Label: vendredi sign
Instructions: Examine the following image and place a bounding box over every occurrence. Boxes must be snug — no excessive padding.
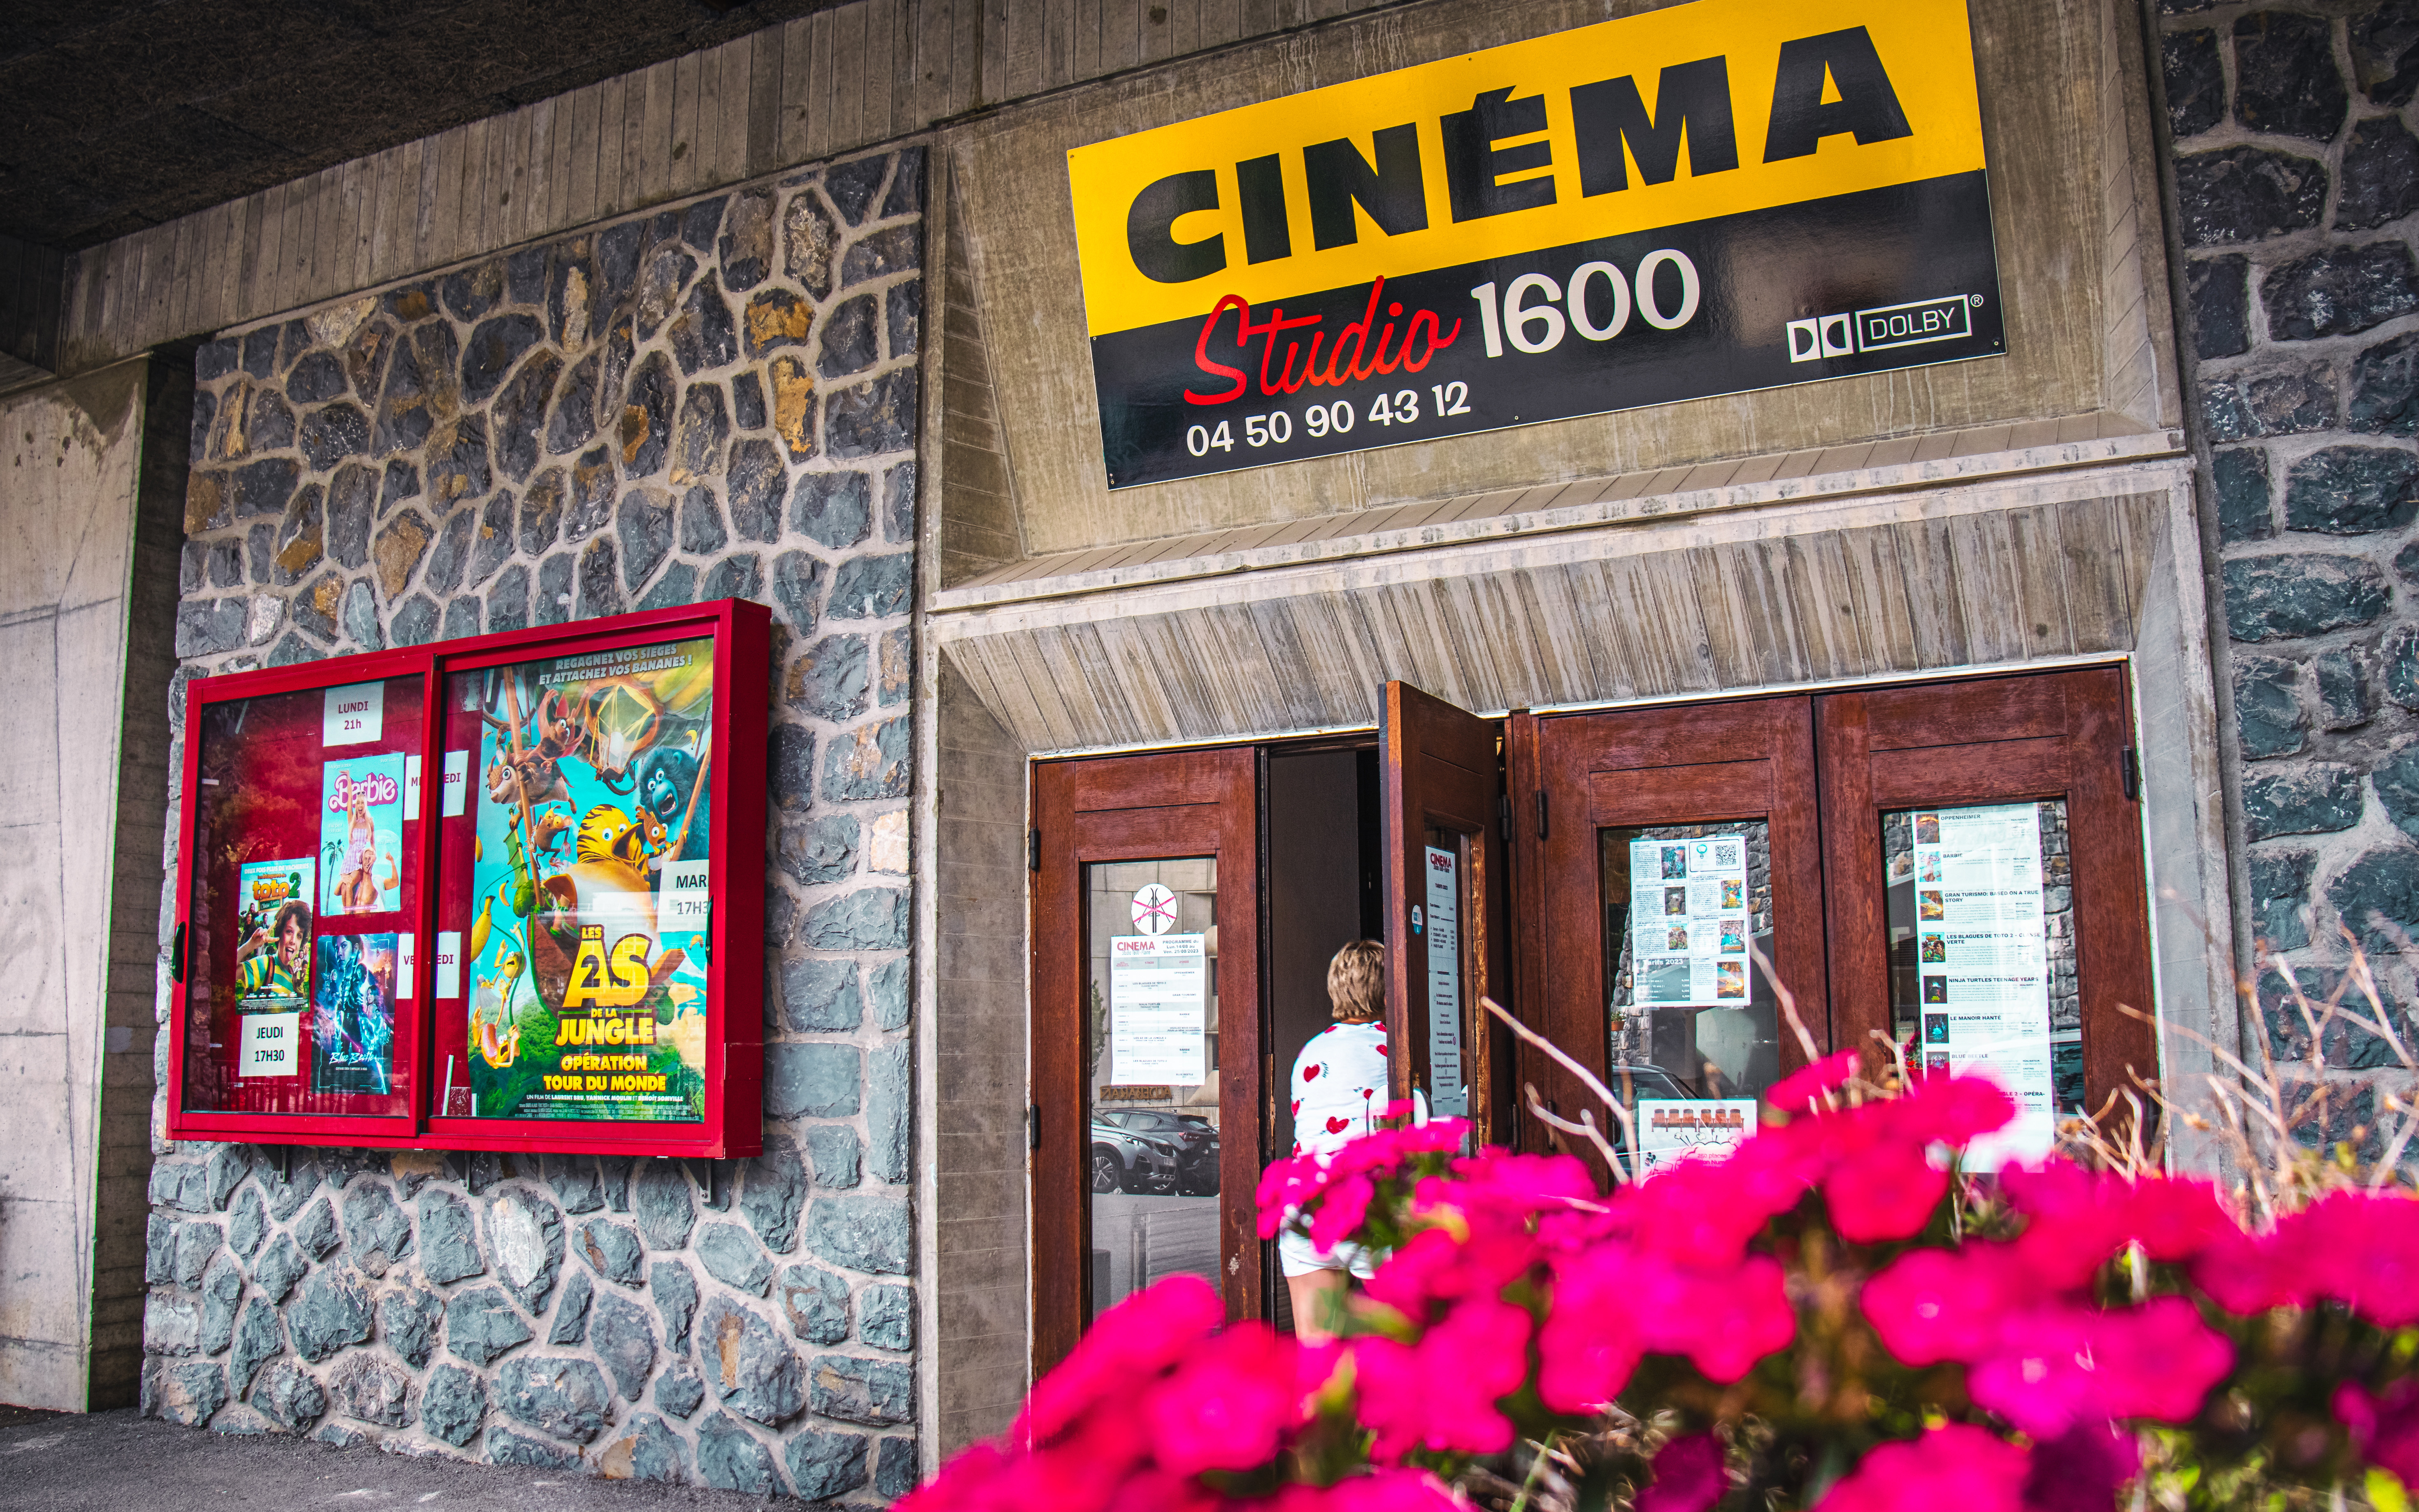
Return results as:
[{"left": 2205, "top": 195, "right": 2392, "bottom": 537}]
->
[{"left": 1066, "top": 0, "right": 2004, "bottom": 489}]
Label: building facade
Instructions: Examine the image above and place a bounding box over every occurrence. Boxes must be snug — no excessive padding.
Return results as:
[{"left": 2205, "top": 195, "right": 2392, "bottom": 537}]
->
[{"left": 0, "top": 0, "right": 2408, "bottom": 1498}]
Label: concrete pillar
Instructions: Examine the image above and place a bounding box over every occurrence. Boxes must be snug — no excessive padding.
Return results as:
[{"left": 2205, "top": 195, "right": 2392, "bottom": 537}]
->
[{"left": 0, "top": 357, "right": 181, "bottom": 1408}]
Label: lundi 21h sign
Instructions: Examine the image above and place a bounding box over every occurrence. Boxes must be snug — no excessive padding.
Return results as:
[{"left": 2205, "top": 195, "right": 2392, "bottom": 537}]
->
[{"left": 1067, "top": 0, "right": 2005, "bottom": 489}]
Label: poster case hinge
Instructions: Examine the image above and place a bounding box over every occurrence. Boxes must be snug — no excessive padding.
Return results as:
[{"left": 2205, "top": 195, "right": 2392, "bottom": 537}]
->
[
  {"left": 1535, "top": 791, "right": 1549, "bottom": 840},
  {"left": 1027, "top": 1103, "right": 1041, "bottom": 1151},
  {"left": 1499, "top": 793, "right": 1511, "bottom": 843},
  {"left": 2121, "top": 747, "right": 2141, "bottom": 803},
  {"left": 1028, "top": 828, "right": 1040, "bottom": 872}
]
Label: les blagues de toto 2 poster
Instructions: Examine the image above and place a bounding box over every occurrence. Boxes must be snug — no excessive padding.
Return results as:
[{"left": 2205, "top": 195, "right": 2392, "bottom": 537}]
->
[
  {"left": 1066, "top": 0, "right": 2004, "bottom": 488},
  {"left": 460, "top": 639, "right": 716, "bottom": 1123}
]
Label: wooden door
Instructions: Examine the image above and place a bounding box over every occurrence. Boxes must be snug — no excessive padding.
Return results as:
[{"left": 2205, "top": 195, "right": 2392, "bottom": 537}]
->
[
  {"left": 1817, "top": 666, "right": 2154, "bottom": 1140},
  {"left": 1379, "top": 683, "right": 1512, "bottom": 1146},
  {"left": 1508, "top": 697, "right": 1826, "bottom": 1172},
  {"left": 1030, "top": 748, "right": 1263, "bottom": 1374}
]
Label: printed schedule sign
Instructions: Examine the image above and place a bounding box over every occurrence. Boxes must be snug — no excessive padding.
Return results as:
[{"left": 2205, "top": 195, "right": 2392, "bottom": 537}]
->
[
  {"left": 1066, "top": 0, "right": 2002, "bottom": 487},
  {"left": 1109, "top": 933, "right": 1208, "bottom": 1084},
  {"left": 1628, "top": 835, "right": 1751, "bottom": 1008},
  {"left": 1911, "top": 803, "right": 2056, "bottom": 1167},
  {"left": 1423, "top": 846, "right": 1468, "bottom": 1119}
]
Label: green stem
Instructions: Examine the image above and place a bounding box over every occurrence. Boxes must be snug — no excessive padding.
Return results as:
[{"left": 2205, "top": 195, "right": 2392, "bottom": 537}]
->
[{"left": 1509, "top": 1431, "right": 1560, "bottom": 1512}]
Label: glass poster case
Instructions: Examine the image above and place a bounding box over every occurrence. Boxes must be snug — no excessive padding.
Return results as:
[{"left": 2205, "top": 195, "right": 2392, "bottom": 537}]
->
[{"left": 165, "top": 600, "right": 768, "bottom": 1156}]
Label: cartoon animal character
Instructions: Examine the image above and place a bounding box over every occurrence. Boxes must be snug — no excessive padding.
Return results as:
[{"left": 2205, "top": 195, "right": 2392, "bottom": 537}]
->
[
  {"left": 473, "top": 949, "right": 526, "bottom": 1068},
  {"left": 633, "top": 747, "right": 709, "bottom": 861},
  {"left": 531, "top": 806, "right": 574, "bottom": 866}
]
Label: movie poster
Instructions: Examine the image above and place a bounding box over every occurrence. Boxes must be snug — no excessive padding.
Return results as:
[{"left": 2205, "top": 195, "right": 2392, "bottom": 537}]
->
[
  {"left": 459, "top": 637, "right": 714, "bottom": 1122},
  {"left": 312, "top": 933, "right": 397, "bottom": 1093},
  {"left": 321, "top": 754, "right": 405, "bottom": 917},
  {"left": 235, "top": 858, "right": 316, "bottom": 1009}
]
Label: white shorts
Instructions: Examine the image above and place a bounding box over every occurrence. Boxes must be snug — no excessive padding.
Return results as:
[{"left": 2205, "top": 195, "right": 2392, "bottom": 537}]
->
[{"left": 1277, "top": 1226, "right": 1379, "bottom": 1279}]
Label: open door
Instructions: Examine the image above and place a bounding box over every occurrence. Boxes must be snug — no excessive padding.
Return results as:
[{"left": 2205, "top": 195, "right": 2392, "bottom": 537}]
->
[{"left": 1379, "top": 683, "right": 1512, "bottom": 1147}]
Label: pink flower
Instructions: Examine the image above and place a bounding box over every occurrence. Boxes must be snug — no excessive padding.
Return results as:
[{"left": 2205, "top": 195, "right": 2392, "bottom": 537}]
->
[
  {"left": 1353, "top": 1296, "right": 1533, "bottom": 1461},
  {"left": 2299, "top": 1190, "right": 2419, "bottom": 1327},
  {"left": 1308, "top": 1173, "right": 1377, "bottom": 1250},
  {"left": 1536, "top": 1244, "right": 1647, "bottom": 1412},
  {"left": 1861, "top": 1245, "right": 2042, "bottom": 1366},
  {"left": 1888, "top": 1073, "right": 2017, "bottom": 1146},
  {"left": 1019, "top": 1275, "right": 1223, "bottom": 1444},
  {"left": 1636, "top": 1432, "right": 1728, "bottom": 1512},
  {"left": 2337, "top": 1381, "right": 2419, "bottom": 1487},
  {"left": 2193, "top": 1191, "right": 2419, "bottom": 1324},
  {"left": 1540, "top": 1240, "right": 1796, "bottom": 1403},
  {"left": 1824, "top": 1140, "right": 1950, "bottom": 1244},
  {"left": 1815, "top": 1424, "right": 2031, "bottom": 1512},
  {"left": 1964, "top": 1296, "right": 2233, "bottom": 1438},
  {"left": 2020, "top": 1422, "right": 2143, "bottom": 1512},
  {"left": 2003, "top": 1165, "right": 2233, "bottom": 1289},
  {"left": 1362, "top": 1221, "right": 1541, "bottom": 1322},
  {"left": 1766, "top": 1049, "right": 1861, "bottom": 1113},
  {"left": 1143, "top": 1322, "right": 1300, "bottom": 1475}
]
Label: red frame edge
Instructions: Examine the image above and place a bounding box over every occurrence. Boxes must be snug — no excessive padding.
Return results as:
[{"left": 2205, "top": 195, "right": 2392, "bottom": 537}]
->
[{"left": 164, "top": 600, "right": 768, "bottom": 1158}]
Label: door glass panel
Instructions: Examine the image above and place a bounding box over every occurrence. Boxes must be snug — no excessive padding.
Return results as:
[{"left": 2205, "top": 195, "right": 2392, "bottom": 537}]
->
[
  {"left": 1085, "top": 858, "right": 1222, "bottom": 1320},
  {"left": 1882, "top": 800, "right": 2082, "bottom": 1168},
  {"left": 1601, "top": 823, "right": 1777, "bottom": 1170}
]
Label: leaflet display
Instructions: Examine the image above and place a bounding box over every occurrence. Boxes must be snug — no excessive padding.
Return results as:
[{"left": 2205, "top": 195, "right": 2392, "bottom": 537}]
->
[
  {"left": 1626, "top": 834, "right": 1751, "bottom": 1008},
  {"left": 1108, "top": 933, "right": 1209, "bottom": 1085},
  {"left": 1907, "top": 803, "right": 2057, "bottom": 1167}
]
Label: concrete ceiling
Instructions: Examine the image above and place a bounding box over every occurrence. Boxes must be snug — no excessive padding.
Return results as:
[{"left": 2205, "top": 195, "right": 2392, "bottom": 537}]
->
[{"left": 0, "top": 0, "right": 850, "bottom": 252}]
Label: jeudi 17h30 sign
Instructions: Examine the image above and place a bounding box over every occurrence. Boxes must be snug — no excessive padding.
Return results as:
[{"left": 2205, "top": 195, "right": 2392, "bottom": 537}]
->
[{"left": 1067, "top": 0, "right": 2005, "bottom": 488}]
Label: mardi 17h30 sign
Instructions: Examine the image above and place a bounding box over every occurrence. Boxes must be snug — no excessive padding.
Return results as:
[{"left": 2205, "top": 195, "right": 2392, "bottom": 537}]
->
[{"left": 1067, "top": 0, "right": 2004, "bottom": 489}]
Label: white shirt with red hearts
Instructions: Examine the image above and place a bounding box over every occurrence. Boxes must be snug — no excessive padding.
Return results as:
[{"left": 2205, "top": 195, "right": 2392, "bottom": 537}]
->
[{"left": 1288, "top": 1019, "right": 1390, "bottom": 1159}]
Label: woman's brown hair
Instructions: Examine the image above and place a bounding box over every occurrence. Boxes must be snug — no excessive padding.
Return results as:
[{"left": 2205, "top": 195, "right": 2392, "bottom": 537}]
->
[{"left": 1327, "top": 939, "right": 1384, "bottom": 1023}]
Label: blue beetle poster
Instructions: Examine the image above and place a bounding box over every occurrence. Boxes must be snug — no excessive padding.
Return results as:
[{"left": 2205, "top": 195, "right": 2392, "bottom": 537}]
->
[{"left": 458, "top": 637, "right": 716, "bottom": 1122}]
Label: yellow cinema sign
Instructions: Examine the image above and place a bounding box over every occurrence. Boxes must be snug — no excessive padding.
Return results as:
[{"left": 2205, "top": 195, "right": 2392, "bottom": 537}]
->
[{"left": 1067, "top": 0, "right": 1986, "bottom": 339}]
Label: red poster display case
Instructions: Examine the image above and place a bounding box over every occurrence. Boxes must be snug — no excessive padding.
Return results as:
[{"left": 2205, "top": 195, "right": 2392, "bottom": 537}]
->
[{"left": 166, "top": 600, "right": 768, "bottom": 1157}]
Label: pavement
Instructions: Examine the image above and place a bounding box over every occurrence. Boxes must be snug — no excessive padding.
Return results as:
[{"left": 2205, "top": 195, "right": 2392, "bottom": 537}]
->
[{"left": 0, "top": 1407, "right": 817, "bottom": 1511}]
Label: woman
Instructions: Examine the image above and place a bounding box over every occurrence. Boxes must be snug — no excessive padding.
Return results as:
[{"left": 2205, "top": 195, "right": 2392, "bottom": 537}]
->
[{"left": 1282, "top": 939, "right": 1400, "bottom": 1342}]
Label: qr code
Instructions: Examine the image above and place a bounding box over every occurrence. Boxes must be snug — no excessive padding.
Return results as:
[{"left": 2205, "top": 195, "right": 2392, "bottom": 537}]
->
[{"left": 1714, "top": 842, "right": 1741, "bottom": 868}]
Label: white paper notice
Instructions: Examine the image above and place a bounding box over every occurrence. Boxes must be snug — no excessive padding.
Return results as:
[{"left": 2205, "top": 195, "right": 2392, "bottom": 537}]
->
[
  {"left": 405, "top": 754, "right": 423, "bottom": 809},
  {"left": 661, "top": 860, "right": 711, "bottom": 930},
  {"left": 1636, "top": 1098, "right": 1757, "bottom": 1176},
  {"left": 398, "top": 933, "right": 416, "bottom": 998},
  {"left": 435, "top": 930, "right": 463, "bottom": 1000},
  {"left": 1628, "top": 835, "right": 1752, "bottom": 1009},
  {"left": 240, "top": 1012, "right": 302, "bottom": 1078},
  {"left": 441, "top": 749, "right": 470, "bottom": 817},
  {"left": 1109, "top": 933, "right": 1207, "bottom": 1085},
  {"left": 1423, "top": 846, "right": 1468, "bottom": 1118},
  {"left": 323, "top": 682, "right": 384, "bottom": 745},
  {"left": 1911, "top": 804, "right": 2056, "bottom": 1168}
]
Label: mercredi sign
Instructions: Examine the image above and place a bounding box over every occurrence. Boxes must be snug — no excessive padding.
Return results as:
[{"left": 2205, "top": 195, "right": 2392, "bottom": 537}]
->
[{"left": 1067, "top": 0, "right": 2004, "bottom": 488}]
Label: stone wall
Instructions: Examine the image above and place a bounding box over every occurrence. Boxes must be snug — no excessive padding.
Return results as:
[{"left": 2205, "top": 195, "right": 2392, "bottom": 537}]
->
[
  {"left": 2160, "top": 3, "right": 2419, "bottom": 1105},
  {"left": 145, "top": 144, "right": 927, "bottom": 1500}
]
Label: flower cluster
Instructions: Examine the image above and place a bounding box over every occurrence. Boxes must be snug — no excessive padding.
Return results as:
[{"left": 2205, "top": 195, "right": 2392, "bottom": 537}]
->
[{"left": 913, "top": 1060, "right": 2419, "bottom": 1512}]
